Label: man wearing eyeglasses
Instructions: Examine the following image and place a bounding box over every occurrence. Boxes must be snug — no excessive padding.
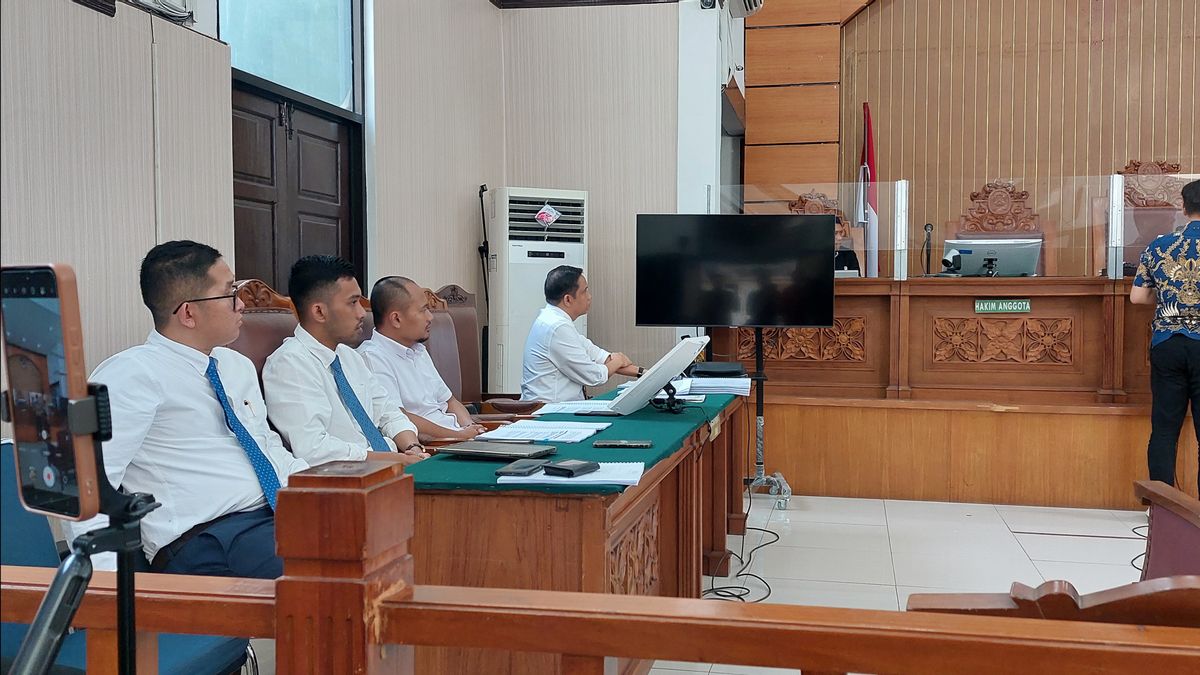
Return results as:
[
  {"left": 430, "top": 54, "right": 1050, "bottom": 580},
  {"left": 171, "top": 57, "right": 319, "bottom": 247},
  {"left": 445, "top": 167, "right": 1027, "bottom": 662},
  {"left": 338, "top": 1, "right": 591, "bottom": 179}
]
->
[{"left": 65, "top": 240, "right": 307, "bottom": 587}]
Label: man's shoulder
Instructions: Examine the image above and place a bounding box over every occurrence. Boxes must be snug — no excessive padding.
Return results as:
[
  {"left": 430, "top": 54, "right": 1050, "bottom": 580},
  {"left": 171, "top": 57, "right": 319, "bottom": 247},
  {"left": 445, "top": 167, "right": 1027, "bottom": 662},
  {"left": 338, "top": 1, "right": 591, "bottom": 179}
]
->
[
  {"left": 91, "top": 341, "right": 163, "bottom": 380},
  {"left": 211, "top": 347, "right": 257, "bottom": 374}
]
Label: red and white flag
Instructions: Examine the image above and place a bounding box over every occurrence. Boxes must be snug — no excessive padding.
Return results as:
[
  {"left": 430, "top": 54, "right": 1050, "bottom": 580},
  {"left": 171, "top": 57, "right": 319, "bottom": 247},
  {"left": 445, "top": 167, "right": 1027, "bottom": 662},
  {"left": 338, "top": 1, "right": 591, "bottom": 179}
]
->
[{"left": 855, "top": 102, "right": 879, "bottom": 277}]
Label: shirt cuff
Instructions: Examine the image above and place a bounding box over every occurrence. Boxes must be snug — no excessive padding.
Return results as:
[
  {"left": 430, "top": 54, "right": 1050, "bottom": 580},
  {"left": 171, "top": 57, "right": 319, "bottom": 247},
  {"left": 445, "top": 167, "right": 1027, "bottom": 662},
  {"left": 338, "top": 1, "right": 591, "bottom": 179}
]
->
[
  {"left": 596, "top": 349, "right": 611, "bottom": 365},
  {"left": 1132, "top": 277, "right": 1152, "bottom": 287},
  {"left": 380, "top": 416, "right": 416, "bottom": 443}
]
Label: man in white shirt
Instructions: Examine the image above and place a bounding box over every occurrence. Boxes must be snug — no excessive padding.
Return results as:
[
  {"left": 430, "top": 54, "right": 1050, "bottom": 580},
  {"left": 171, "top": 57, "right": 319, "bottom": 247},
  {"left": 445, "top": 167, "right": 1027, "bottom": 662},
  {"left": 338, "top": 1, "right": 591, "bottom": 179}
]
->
[
  {"left": 358, "top": 276, "right": 486, "bottom": 440},
  {"left": 521, "top": 265, "right": 641, "bottom": 402},
  {"left": 263, "top": 256, "right": 428, "bottom": 467},
  {"left": 66, "top": 240, "right": 308, "bottom": 579}
]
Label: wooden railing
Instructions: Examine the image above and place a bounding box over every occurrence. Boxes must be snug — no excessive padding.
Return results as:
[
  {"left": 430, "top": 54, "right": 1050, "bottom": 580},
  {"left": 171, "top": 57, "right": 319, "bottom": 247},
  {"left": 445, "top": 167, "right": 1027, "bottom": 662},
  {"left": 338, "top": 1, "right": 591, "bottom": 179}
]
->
[{"left": 4, "top": 457, "right": 1199, "bottom": 674}]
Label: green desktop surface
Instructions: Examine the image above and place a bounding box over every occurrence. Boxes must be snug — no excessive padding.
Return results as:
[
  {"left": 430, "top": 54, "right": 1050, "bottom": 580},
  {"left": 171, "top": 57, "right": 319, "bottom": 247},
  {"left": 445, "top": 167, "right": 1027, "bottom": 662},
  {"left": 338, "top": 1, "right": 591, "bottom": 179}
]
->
[{"left": 405, "top": 393, "right": 738, "bottom": 494}]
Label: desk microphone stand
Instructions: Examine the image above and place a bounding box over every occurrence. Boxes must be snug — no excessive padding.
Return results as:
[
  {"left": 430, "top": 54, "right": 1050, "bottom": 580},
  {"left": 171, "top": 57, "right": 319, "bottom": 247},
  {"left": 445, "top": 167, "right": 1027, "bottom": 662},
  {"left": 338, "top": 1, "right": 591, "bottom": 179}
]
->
[
  {"left": 6, "top": 384, "right": 160, "bottom": 675},
  {"left": 745, "top": 327, "right": 791, "bottom": 508}
]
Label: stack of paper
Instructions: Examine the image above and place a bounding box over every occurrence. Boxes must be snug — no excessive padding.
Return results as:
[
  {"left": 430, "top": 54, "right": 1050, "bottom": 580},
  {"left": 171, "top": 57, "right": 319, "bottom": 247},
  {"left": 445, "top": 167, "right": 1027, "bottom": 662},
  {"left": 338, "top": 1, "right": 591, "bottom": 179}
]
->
[
  {"left": 496, "top": 462, "right": 644, "bottom": 486},
  {"left": 477, "top": 420, "right": 611, "bottom": 443},
  {"left": 533, "top": 400, "right": 616, "bottom": 415},
  {"left": 682, "top": 377, "right": 751, "bottom": 396}
]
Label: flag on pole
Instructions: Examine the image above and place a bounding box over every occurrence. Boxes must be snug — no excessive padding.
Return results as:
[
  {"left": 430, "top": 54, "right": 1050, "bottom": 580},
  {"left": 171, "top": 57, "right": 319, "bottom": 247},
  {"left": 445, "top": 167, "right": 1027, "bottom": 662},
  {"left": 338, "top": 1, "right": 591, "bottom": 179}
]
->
[{"left": 855, "top": 102, "right": 879, "bottom": 278}]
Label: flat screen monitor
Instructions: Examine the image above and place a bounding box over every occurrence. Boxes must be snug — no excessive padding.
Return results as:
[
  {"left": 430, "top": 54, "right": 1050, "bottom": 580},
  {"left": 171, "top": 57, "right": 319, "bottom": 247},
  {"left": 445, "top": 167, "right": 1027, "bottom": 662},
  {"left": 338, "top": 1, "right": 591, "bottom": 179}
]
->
[
  {"left": 944, "top": 238, "right": 1041, "bottom": 277},
  {"left": 635, "top": 214, "right": 835, "bottom": 328}
]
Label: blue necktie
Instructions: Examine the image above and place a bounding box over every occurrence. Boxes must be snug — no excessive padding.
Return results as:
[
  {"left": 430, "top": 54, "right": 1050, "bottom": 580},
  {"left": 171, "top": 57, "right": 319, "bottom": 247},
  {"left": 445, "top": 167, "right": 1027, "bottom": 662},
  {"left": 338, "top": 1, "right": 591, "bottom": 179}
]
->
[
  {"left": 330, "top": 356, "right": 391, "bottom": 453},
  {"left": 205, "top": 357, "right": 280, "bottom": 509}
]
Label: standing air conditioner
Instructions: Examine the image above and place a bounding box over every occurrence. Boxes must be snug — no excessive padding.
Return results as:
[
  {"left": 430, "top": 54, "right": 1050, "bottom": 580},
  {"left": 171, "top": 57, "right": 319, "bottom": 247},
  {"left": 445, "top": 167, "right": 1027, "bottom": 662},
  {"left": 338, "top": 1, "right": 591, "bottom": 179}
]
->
[{"left": 488, "top": 187, "right": 589, "bottom": 394}]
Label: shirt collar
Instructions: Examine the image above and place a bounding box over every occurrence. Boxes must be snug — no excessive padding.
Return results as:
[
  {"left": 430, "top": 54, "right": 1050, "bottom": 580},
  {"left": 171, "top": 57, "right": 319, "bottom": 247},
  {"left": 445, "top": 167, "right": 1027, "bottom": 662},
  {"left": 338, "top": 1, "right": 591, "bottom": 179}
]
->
[
  {"left": 1185, "top": 220, "right": 1200, "bottom": 236},
  {"left": 545, "top": 304, "right": 572, "bottom": 323},
  {"left": 147, "top": 330, "right": 211, "bottom": 375},
  {"left": 294, "top": 324, "right": 338, "bottom": 367},
  {"left": 369, "top": 330, "right": 424, "bottom": 360}
]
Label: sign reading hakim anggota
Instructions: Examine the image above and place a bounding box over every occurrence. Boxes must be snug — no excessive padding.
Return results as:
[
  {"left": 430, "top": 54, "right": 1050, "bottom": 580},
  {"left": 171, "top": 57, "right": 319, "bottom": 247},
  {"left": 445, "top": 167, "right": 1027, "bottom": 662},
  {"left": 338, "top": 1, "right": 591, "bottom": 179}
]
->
[{"left": 974, "top": 299, "right": 1031, "bottom": 313}]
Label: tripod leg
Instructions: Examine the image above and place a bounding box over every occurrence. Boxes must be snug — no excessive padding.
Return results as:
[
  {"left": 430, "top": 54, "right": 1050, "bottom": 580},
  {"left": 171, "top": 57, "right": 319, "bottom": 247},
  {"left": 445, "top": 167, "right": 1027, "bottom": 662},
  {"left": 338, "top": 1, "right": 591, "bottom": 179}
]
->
[
  {"left": 11, "top": 552, "right": 93, "bottom": 675},
  {"left": 117, "top": 549, "right": 138, "bottom": 675}
]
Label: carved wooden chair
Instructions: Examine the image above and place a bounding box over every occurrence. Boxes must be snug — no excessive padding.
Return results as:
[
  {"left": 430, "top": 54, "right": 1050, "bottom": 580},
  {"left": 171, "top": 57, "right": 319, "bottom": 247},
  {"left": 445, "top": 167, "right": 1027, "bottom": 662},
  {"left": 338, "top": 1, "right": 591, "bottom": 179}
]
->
[
  {"left": 1091, "top": 160, "right": 1190, "bottom": 275},
  {"left": 948, "top": 181, "right": 1056, "bottom": 276},
  {"left": 787, "top": 190, "right": 864, "bottom": 276},
  {"left": 907, "top": 481, "right": 1200, "bottom": 628}
]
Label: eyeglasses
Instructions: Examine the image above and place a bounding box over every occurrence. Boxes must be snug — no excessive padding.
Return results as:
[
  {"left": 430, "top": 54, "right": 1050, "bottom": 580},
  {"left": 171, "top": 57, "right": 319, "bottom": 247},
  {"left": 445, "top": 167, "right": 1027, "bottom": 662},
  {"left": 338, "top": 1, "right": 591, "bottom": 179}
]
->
[{"left": 172, "top": 281, "right": 249, "bottom": 315}]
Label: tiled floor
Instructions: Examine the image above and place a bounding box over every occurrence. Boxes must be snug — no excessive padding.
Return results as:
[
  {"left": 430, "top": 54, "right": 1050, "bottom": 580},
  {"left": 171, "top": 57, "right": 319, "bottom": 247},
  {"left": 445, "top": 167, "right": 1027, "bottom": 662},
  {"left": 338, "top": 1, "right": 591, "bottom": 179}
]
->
[
  {"left": 651, "top": 494, "right": 1147, "bottom": 675},
  {"left": 248, "top": 495, "right": 1148, "bottom": 675}
]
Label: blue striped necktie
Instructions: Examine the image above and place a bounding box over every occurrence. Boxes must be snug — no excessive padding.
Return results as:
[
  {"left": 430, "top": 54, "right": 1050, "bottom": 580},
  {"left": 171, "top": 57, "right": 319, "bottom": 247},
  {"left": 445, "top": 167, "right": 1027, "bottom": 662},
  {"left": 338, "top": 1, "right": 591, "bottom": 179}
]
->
[
  {"left": 330, "top": 355, "right": 391, "bottom": 452},
  {"left": 205, "top": 357, "right": 280, "bottom": 509}
]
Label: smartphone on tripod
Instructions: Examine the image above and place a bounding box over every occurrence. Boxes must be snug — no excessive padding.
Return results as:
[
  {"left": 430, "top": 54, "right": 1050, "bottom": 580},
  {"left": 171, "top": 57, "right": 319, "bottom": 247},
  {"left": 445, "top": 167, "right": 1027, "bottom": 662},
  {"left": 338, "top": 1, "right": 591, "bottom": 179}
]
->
[{"left": 1, "top": 264, "right": 100, "bottom": 521}]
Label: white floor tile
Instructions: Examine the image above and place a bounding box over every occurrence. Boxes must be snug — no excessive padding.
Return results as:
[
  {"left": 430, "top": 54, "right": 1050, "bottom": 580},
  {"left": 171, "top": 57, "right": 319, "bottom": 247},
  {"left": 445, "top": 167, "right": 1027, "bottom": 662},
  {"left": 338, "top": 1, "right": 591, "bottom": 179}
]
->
[
  {"left": 652, "top": 662, "right": 712, "bottom": 673},
  {"left": 1033, "top": 561, "right": 1142, "bottom": 594},
  {"left": 1015, "top": 533, "right": 1147, "bottom": 565},
  {"left": 885, "top": 500, "right": 1005, "bottom": 526},
  {"left": 760, "top": 521, "right": 891, "bottom": 552},
  {"left": 756, "top": 578, "right": 899, "bottom": 611},
  {"left": 1110, "top": 508, "right": 1150, "bottom": 528},
  {"left": 885, "top": 520, "right": 1024, "bottom": 556},
  {"left": 891, "top": 548, "right": 1043, "bottom": 590},
  {"left": 749, "top": 544, "right": 895, "bottom": 585},
  {"left": 769, "top": 496, "right": 887, "bottom": 526},
  {"left": 997, "top": 505, "right": 1140, "bottom": 538}
]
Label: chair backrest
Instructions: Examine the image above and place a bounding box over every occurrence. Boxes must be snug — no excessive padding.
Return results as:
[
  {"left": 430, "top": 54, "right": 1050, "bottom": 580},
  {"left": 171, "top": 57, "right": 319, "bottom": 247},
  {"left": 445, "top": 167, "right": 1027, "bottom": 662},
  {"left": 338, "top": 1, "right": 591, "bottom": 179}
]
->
[
  {"left": 0, "top": 441, "right": 61, "bottom": 567},
  {"left": 1135, "top": 480, "right": 1200, "bottom": 580},
  {"left": 787, "top": 190, "right": 864, "bottom": 274},
  {"left": 949, "top": 181, "right": 1055, "bottom": 276},
  {"left": 436, "top": 284, "right": 482, "bottom": 402}
]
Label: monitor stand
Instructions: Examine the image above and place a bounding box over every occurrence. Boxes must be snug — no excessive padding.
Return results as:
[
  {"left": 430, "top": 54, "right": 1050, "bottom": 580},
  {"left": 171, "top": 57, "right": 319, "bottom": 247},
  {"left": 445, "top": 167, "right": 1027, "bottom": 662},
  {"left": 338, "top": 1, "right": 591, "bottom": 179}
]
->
[{"left": 745, "top": 327, "right": 791, "bottom": 508}]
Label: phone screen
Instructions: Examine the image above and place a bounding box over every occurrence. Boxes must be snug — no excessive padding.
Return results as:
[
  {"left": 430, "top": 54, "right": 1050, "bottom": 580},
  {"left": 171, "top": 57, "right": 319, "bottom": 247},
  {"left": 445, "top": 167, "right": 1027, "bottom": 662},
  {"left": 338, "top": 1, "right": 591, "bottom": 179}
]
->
[{"left": 1, "top": 268, "right": 82, "bottom": 517}]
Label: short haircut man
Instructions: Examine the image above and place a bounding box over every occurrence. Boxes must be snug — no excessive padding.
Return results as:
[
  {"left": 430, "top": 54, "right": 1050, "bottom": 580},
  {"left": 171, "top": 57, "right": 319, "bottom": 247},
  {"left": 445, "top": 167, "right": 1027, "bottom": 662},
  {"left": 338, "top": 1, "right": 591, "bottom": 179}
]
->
[
  {"left": 67, "top": 240, "right": 308, "bottom": 585},
  {"left": 263, "top": 255, "right": 426, "bottom": 467},
  {"left": 520, "top": 265, "right": 639, "bottom": 402},
  {"left": 359, "top": 276, "right": 486, "bottom": 440}
]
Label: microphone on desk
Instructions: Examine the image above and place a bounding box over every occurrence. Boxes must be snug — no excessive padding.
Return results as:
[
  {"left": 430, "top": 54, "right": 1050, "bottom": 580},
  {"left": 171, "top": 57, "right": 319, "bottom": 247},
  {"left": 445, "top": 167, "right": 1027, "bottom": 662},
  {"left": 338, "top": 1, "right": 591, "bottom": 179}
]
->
[{"left": 922, "top": 223, "right": 934, "bottom": 275}]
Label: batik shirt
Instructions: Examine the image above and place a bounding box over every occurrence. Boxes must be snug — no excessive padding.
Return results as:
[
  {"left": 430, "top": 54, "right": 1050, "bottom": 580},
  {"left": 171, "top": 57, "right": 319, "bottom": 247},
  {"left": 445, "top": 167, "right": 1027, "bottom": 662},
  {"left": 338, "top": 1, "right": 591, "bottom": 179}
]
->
[{"left": 1134, "top": 221, "right": 1200, "bottom": 347}]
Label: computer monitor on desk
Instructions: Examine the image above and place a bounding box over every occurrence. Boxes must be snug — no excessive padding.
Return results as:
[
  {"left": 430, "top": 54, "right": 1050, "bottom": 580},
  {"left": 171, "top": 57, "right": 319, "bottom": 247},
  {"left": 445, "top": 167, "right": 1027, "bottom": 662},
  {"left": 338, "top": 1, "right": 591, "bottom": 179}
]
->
[{"left": 942, "top": 238, "right": 1041, "bottom": 277}]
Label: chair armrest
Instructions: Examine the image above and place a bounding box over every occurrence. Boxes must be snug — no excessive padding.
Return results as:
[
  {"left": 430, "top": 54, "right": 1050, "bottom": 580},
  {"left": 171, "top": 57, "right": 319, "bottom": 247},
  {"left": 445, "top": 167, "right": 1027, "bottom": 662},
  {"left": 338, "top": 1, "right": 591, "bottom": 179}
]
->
[
  {"left": 472, "top": 413, "right": 516, "bottom": 423},
  {"left": 482, "top": 398, "right": 542, "bottom": 415}
]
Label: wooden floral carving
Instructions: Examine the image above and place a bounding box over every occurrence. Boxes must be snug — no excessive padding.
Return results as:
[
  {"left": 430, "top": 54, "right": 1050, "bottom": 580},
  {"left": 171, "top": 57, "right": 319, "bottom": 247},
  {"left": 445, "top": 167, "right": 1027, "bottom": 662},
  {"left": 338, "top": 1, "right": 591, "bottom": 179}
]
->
[
  {"left": 957, "top": 182, "right": 1041, "bottom": 235},
  {"left": 1120, "top": 160, "right": 1187, "bottom": 208},
  {"left": 609, "top": 502, "right": 660, "bottom": 596},
  {"left": 236, "top": 279, "right": 294, "bottom": 311},
  {"left": 933, "top": 318, "right": 1073, "bottom": 364},
  {"left": 736, "top": 318, "right": 866, "bottom": 362}
]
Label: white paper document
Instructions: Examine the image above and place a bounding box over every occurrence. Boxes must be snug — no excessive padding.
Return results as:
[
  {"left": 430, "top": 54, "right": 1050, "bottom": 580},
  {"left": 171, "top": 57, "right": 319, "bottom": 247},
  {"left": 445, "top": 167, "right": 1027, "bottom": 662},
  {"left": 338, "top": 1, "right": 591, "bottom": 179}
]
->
[
  {"left": 533, "top": 400, "right": 617, "bottom": 415},
  {"left": 477, "top": 419, "right": 612, "bottom": 443},
  {"left": 681, "top": 377, "right": 751, "bottom": 396},
  {"left": 496, "top": 462, "right": 645, "bottom": 486}
]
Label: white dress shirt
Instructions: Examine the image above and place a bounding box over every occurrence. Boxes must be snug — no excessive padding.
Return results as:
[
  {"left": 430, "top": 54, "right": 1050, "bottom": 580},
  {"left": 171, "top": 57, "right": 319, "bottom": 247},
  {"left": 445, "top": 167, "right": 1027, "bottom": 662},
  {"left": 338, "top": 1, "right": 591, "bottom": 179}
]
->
[
  {"left": 65, "top": 331, "right": 309, "bottom": 570},
  {"left": 263, "top": 325, "right": 417, "bottom": 466},
  {"left": 358, "top": 332, "right": 464, "bottom": 430},
  {"left": 521, "top": 304, "right": 610, "bottom": 403}
]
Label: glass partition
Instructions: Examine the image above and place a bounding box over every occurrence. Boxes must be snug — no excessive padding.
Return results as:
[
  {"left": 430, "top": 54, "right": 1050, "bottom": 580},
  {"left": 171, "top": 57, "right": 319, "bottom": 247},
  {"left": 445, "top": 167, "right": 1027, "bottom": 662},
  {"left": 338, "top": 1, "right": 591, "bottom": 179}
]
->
[
  {"left": 715, "top": 181, "right": 910, "bottom": 280},
  {"left": 1109, "top": 172, "right": 1200, "bottom": 278},
  {"left": 909, "top": 175, "right": 1124, "bottom": 278}
]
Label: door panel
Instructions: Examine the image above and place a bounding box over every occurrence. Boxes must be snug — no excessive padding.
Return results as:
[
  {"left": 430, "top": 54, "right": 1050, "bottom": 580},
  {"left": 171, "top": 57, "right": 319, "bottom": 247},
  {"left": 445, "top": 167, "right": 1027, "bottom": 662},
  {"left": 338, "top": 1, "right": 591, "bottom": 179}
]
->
[{"left": 233, "top": 87, "right": 355, "bottom": 294}]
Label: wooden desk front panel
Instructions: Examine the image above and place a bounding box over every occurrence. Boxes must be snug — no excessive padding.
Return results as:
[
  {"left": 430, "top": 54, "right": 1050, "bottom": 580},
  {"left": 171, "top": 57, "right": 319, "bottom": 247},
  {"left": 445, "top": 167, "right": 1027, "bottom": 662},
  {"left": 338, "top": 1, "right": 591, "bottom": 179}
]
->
[{"left": 715, "top": 277, "right": 1150, "bottom": 405}]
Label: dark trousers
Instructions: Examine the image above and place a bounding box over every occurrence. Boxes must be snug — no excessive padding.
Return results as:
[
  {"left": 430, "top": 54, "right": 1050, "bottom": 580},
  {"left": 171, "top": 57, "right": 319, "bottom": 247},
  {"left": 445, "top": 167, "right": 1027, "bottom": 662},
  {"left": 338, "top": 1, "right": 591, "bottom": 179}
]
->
[
  {"left": 157, "top": 507, "right": 282, "bottom": 579},
  {"left": 1148, "top": 334, "right": 1200, "bottom": 492}
]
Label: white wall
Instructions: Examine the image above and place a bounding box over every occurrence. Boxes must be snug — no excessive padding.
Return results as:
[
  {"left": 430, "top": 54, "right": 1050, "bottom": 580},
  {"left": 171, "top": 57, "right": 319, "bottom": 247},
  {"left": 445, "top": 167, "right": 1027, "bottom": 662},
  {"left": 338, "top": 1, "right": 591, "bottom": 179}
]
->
[
  {"left": 502, "top": 4, "right": 680, "bottom": 374},
  {"left": 366, "top": 0, "right": 505, "bottom": 294},
  {"left": 1, "top": 0, "right": 232, "bottom": 370}
]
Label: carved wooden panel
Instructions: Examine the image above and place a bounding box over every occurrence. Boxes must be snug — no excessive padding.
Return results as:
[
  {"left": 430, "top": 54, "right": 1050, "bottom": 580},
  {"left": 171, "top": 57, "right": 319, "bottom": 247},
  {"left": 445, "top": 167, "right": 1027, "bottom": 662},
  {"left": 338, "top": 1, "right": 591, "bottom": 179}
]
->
[
  {"left": 736, "top": 318, "right": 867, "bottom": 362},
  {"left": 436, "top": 283, "right": 475, "bottom": 308},
  {"left": 237, "top": 278, "right": 295, "bottom": 311},
  {"left": 608, "top": 501, "right": 660, "bottom": 596},
  {"left": 956, "top": 182, "right": 1041, "bottom": 236},
  {"left": 1120, "top": 160, "right": 1187, "bottom": 208},
  {"left": 932, "top": 317, "right": 1073, "bottom": 364}
]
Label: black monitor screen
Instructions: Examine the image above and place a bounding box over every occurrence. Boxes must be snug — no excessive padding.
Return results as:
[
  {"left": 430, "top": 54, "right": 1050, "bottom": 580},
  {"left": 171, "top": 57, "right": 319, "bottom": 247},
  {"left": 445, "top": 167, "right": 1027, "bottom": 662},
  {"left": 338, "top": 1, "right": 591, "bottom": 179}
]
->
[{"left": 635, "top": 214, "right": 835, "bottom": 328}]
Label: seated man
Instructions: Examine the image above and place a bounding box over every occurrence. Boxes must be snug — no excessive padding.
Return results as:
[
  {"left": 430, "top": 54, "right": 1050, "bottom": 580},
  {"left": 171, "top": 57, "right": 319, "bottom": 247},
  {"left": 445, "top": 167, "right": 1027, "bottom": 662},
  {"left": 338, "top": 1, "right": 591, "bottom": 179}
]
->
[
  {"left": 66, "top": 240, "right": 307, "bottom": 578},
  {"left": 358, "top": 276, "right": 486, "bottom": 441},
  {"left": 263, "top": 256, "right": 428, "bottom": 466},
  {"left": 521, "top": 265, "right": 641, "bottom": 403}
]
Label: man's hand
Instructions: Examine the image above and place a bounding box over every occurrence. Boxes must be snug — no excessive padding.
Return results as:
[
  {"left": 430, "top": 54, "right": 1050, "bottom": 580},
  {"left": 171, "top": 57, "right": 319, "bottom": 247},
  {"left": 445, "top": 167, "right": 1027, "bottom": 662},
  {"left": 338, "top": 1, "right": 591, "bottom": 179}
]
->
[
  {"left": 456, "top": 423, "right": 487, "bottom": 439},
  {"left": 606, "top": 352, "right": 633, "bottom": 376},
  {"left": 616, "top": 363, "right": 641, "bottom": 378},
  {"left": 396, "top": 451, "right": 426, "bottom": 466}
]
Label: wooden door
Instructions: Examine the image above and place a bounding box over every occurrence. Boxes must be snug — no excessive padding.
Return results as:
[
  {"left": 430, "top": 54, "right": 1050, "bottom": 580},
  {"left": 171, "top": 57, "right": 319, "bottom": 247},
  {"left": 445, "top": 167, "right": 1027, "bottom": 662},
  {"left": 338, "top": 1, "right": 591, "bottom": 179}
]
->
[{"left": 232, "top": 86, "right": 355, "bottom": 293}]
